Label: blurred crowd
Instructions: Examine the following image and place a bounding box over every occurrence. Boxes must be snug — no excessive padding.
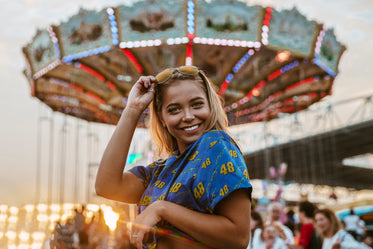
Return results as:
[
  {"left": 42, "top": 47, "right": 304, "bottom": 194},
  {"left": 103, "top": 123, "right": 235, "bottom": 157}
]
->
[
  {"left": 48, "top": 201, "right": 373, "bottom": 249},
  {"left": 49, "top": 205, "right": 131, "bottom": 249},
  {"left": 247, "top": 201, "right": 372, "bottom": 249}
]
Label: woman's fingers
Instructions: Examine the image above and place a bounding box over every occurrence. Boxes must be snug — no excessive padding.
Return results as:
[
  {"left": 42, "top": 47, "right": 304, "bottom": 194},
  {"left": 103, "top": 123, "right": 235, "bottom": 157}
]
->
[{"left": 137, "top": 76, "right": 156, "bottom": 90}]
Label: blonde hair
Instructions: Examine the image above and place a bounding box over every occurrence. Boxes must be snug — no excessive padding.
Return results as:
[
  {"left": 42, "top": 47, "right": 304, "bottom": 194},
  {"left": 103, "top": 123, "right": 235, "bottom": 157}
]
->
[
  {"left": 314, "top": 208, "right": 341, "bottom": 238},
  {"left": 149, "top": 70, "right": 228, "bottom": 156}
]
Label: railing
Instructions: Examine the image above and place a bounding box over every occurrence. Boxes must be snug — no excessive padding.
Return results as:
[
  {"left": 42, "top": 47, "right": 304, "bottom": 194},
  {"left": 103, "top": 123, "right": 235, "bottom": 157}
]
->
[{"left": 229, "top": 93, "right": 373, "bottom": 154}]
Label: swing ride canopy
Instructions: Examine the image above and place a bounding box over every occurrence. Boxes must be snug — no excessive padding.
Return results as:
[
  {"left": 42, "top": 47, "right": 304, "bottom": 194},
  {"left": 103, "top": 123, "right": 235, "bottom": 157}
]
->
[{"left": 22, "top": 0, "right": 345, "bottom": 127}]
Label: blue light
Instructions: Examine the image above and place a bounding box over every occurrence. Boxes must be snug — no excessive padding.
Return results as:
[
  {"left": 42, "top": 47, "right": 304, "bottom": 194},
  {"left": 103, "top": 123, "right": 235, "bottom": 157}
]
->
[
  {"left": 188, "top": 27, "right": 194, "bottom": 33},
  {"left": 226, "top": 73, "right": 234, "bottom": 82},
  {"left": 188, "top": 8, "right": 195, "bottom": 14},
  {"left": 113, "top": 40, "right": 118, "bottom": 45},
  {"left": 112, "top": 33, "right": 119, "bottom": 39},
  {"left": 109, "top": 15, "right": 115, "bottom": 21},
  {"left": 188, "top": 14, "right": 194, "bottom": 20},
  {"left": 111, "top": 21, "right": 117, "bottom": 27},
  {"left": 111, "top": 27, "right": 118, "bottom": 33},
  {"left": 187, "top": 20, "right": 194, "bottom": 26},
  {"left": 188, "top": 1, "right": 195, "bottom": 8},
  {"left": 313, "top": 59, "right": 336, "bottom": 77}
]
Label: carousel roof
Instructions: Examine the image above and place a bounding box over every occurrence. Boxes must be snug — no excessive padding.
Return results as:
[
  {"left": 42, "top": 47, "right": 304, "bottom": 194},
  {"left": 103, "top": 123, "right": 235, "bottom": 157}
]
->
[{"left": 22, "top": 0, "right": 346, "bottom": 127}]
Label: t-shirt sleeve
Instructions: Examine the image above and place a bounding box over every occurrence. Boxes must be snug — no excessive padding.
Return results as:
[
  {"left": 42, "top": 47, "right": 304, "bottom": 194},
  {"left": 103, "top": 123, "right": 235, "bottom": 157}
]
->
[
  {"left": 128, "top": 161, "right": 157, "bottom": 188},
  {"left": 193, "top": 136, "right": 252, "bottom": 212},
  {"left": 299, "top": 223, "right": 314, "bottom": 247}
]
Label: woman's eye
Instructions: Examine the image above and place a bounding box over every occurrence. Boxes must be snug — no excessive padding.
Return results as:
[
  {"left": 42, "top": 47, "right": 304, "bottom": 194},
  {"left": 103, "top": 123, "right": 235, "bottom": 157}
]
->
[
  {"left": 167, "top": 107, "right": 180, "bottom": 114},
  {"left": 192, "top": 102, "right": 203, "bottom": 108}
]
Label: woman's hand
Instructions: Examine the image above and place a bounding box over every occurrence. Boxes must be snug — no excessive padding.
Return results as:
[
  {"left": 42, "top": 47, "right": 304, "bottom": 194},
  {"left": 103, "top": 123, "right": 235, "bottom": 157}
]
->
[
  {"left": 331, "top": 239, "right": 341, "bottom": 249},
  {"left": 129, "top": 201, "right": 165, "bottom": 249},
  {"left": 126, "top": 76, "right": 157, "bottom": 113}
]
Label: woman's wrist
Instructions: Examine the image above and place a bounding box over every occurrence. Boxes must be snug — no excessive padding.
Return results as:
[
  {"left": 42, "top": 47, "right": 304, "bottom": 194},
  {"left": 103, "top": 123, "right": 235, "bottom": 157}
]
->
[{"left": 122, "top": 105, "right": 144, "bottom": 119}]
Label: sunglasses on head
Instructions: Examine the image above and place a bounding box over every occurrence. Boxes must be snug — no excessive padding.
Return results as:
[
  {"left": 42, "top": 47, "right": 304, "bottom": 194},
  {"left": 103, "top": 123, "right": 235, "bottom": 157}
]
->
[{"left": 155, "top": 66, "right": 200, "bottom": 84}]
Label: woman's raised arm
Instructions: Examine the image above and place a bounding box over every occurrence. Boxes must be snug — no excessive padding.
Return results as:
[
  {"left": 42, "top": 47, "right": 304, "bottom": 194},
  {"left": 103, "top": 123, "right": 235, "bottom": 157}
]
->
[{"left": 95, "top": 76, "right": 156, "bottom": 203}]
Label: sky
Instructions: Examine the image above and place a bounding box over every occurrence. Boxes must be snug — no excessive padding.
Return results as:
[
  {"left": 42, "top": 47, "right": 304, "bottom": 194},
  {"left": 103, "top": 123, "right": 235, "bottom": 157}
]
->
[{"left": 0, "top": 0, "right": 373, "bottom": 207}]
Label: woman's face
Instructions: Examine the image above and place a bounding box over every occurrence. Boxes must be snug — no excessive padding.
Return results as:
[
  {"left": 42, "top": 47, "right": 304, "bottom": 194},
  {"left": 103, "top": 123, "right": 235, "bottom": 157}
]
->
[
  {"left": 262, "top": 226, "right": 277, "bottom": 241},
  {"left": 315, "top": 213, "right": 330, "bottom": 234},
  {"left": 160, "top": 79, "right": 210, "bottom": 153}
]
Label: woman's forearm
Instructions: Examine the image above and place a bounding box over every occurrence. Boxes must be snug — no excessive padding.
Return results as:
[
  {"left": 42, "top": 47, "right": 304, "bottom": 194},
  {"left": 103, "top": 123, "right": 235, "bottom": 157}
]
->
[
  {"left": 156, "top": 191, "right": 251, "bottom": 249},
  {"left": 95, "top": 107, "right": 142, "bottom": 199}
]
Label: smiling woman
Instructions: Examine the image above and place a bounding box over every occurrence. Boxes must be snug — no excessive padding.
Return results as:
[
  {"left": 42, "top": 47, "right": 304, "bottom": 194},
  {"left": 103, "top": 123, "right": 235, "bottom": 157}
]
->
[{"left": 95, "top": 66, "right": 252, "bottom": 249}]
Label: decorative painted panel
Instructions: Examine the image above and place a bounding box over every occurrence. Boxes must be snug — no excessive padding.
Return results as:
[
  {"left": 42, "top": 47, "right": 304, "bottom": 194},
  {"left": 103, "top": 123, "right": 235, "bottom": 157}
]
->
[
  {"left": 24, "top": 29, "right": 56, "bottom": 74},
  {"left": 57, "top": 8, "right": 112, "bottom": 56},
  {"left": 117, "top": 0, "right": 186, "bottom": 41},
  {"left": 267, "top": 8, "right": 321, "bottom": 57},
  {"left": 195, "top": 0, "right": 262, "bottom": 41},
  {"left": 318, "top": 29, "right": 346, "bottom": 73}
]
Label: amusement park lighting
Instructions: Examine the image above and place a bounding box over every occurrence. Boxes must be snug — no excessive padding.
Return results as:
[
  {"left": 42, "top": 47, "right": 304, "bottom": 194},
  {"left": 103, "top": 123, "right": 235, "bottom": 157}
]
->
[
  {"left": 6, "top": 231, "right": 16, "bottom": 240},
  {"left": 31, "top": 243, "right": 42, "bottom": 249},
  {"left": 87, "top": 204, "right": 100, "bottom": 212},
  {"left": 9, "top": 206, "right": 18, "bottom": 216},
  {"left": 275, "top": 51, "right": 291, "bottom": 63},
  {"left": 19, "top": 231, "right": 30, "bottom": 242},
  {"left": 37, "top": 214, "right": 48, "bottom": 223},
  {"left": 0, "top": 204, "right": 8, "bottom": 212},
  {"left": 0, "top": 214, "right": 6, "bottom": 222},
  {"left": 50, "top": 204, "right": 60, "bottom": 213},
  {"left": 18, "top": 244, "right": 29, "bottom": 249},
  {"left": 252, "top": 89, "right": 261, "bottom": 97},
  {"left": 8, "top": 216, "right": 18, "bottom": 225}
]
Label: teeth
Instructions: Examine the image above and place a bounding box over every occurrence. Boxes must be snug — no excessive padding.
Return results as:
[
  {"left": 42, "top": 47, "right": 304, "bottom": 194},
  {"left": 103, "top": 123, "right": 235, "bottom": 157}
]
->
[{"left": 184, "top": 125, "right": 198, "bottom": 131}]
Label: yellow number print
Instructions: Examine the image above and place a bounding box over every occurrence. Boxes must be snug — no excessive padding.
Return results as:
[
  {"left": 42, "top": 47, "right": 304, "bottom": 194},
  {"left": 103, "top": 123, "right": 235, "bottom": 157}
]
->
[
  {"left": 229, "top": 150, "right": 238, "bottom": 158},
  {"left": 155, "top": 180, "right": 165, "bottom": 189},
  {"left": 219, "top": 185, "right": 229, "bottom": 196},
  {"left": 202, "top": 157, "right": 211, "bottom": 168},
  {"left": 220, "top": 162, "right": 235, "bottom": 175},
  {"left": 194, "top": 182, "right": 205, "bottom": 200},
  {"left": 209, "top": 141, "right": 218, "bottom": 148},
  {"left": 141, "top": 195, "right": 151, "bottom": 206},
  {"left": 189, "top": 151, "right": 199, "bottom": 161},
  {"left": 243, "top": 169, "right": 250, "bottom": 179},
  {"left": 170, "top": 182, "right": 182, "bottom": 193}
]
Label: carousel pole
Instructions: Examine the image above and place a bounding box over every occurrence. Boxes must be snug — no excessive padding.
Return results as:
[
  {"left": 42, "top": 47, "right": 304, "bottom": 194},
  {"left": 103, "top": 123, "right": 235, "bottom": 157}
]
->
[{"left": 47, "top": 113, "right": 55, "bottom": 206}]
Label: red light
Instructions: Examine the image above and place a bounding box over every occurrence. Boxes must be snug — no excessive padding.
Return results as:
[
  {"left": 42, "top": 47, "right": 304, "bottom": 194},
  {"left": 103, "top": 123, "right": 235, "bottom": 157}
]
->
[
  {"left": 218, "top": 81, "right": 229, "bottom": 95},
  {"left": 121, "top": 49, "right": 144, "bottom": 73}
]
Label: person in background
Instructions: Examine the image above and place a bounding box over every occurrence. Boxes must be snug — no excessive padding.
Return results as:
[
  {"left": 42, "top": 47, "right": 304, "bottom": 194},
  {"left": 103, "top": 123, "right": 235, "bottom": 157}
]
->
[
  {"left": 314, "top": 208, "right": 371, "bottom": 249},
  {"left": 285, "top": 209, "right": 296, "bottom": 236},
  {"left": 247, "top": 211, "right": 264, "bottom": 249},
  {"left": 267, "top": 202, "right": 294, "bottom": 245},
  {"left": 95, "top": 66, "right": 252, "bottom": 249},
  {"left": 287, "top": 201, "right": 321, "bottom": 249},
  {"left": 362, "top": 234, "right": 373, "bottom": 248},
  {"left": 343, "top": 208, "right": 363, "bottom": 241},
  {"left": 251, "top": 223, "right": 289, "bottom": 249}
]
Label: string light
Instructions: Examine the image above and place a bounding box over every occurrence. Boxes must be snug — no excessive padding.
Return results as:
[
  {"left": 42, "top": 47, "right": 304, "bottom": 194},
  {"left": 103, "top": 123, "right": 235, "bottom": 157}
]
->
[
  {"left": 261, "top": 7, "right": 272, "bottom": 45},
  {"left": 107, "top": 8, "right": 119, "bottom": 45}
]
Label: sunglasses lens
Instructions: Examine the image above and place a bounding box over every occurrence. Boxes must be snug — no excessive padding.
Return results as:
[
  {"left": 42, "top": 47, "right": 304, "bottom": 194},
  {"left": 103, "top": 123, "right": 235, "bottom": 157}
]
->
[
  {"left": 155, "top": 68, "right": 174, "bottom": 84},
  {"left": 155, "top": 66, "right": 199, "bottom": 84},
  {"left": 178, "top": 66, "right": 199, "bottom": 75}
]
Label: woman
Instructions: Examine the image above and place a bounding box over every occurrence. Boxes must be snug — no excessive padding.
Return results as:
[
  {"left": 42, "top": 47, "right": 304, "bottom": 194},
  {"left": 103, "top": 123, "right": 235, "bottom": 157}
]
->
[
  {"left": 314, "top": 209, "right": 371, "bottom": 249},
  {"left": 251, "top": 223, "right": 288, "bottom": 249},
  {"left": 95, "top": 66, "right": 252, "bottom": 249}
]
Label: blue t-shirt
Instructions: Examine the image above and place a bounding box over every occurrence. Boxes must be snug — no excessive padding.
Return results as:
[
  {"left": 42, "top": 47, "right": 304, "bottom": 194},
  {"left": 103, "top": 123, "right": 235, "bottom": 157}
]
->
[{"left": 129, "top": 130, "right": 252, "bottom": 248}]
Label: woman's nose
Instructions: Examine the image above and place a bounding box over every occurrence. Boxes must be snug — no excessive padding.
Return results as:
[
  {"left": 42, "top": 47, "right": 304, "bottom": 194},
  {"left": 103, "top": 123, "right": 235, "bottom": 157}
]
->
[{"left": 182, "top": 109, "right": 194, "bottom": 121}]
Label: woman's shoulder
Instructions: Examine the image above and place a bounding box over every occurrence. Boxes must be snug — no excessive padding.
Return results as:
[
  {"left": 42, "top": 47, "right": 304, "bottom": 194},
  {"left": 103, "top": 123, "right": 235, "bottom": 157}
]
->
[{"left": 202, "top": 130, "right": 235, "bottom": 143}]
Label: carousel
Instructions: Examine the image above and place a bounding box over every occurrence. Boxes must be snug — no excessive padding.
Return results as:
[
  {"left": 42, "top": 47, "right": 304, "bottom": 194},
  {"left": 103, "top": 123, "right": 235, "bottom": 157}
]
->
[
  {"left": 19, "top": 3, "right": 352, "bottom": 247},
  {"left": 22, "top": 0, "right": 345, "bottom": 127}
]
